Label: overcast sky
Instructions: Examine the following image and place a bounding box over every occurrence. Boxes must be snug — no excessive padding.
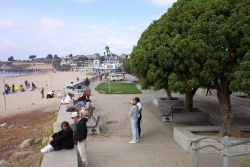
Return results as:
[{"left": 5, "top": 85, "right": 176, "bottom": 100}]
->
[{"left": 0, "top": 0, "right": 176, "bottom": 61}]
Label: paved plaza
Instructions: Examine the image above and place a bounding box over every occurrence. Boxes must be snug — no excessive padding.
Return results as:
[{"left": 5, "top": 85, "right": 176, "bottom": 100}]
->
[{"left": 86, "top": 80, "right": 250, "bottom": 167}]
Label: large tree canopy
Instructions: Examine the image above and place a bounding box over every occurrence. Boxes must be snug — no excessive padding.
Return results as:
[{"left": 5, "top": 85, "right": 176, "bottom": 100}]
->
[{"left": 129, "top": 0, "right": 250, "bottom": 136}]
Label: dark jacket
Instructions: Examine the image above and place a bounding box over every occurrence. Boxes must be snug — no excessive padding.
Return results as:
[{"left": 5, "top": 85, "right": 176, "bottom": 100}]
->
[
  {"left": 51, "top": 129, "right": 74, "bottom": 150},
  {"left": 73, "top": 118, "right": 88, "bottom": 143}
]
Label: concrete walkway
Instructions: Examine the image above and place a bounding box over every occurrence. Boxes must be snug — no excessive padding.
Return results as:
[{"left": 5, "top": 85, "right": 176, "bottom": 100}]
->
[
  {"left": 87, "top": 82, "right": 194, "bottom": 167},
  {"left": 86, "top": 80, "right": 250, "bottom": 167}
]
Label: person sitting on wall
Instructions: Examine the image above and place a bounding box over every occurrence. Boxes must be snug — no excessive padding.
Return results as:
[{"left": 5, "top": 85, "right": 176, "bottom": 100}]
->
[
  {"left": 41, "top": 121, "right": 74, "bottom": 153},
  {"left": 47, "top": 90, "right": 54, "bottom": 99}
]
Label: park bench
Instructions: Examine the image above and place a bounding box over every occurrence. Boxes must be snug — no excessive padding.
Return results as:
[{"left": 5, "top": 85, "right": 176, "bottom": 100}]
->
[
  {"left": 86, "top": 110, "right": 100, "bottom": 134},
  {"left": 158, "top": 100, "right": 184, "bottom": 122}
]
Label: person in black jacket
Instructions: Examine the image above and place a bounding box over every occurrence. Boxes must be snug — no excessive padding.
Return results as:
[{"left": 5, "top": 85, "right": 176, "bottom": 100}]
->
[
  {"left": 71, "top": 111, "right": 88, "bottom": 167},
  {"left": 41, "top": 121, "right": 74, "bottom": 153}
]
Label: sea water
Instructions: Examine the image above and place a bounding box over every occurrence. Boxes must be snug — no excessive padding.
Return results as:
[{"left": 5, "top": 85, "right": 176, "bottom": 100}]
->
[{"left": 0, "top": 71, "right": 32, "bottom": 78}]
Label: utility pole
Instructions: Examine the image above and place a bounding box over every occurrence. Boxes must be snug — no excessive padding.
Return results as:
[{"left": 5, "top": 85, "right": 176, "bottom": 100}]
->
[{"left": 105, "top": 46, "right": 111, "bottom": 94}]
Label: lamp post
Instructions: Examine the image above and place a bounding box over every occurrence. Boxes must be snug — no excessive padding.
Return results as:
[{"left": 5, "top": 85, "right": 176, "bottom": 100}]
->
[{"left": 105, "top": 46, "right": 111, "bottom": 94}]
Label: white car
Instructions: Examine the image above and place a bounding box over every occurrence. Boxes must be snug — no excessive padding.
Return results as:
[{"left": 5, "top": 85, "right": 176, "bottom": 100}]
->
[{"left": 109, "top": 74, "right": 125, "bottom": 81}]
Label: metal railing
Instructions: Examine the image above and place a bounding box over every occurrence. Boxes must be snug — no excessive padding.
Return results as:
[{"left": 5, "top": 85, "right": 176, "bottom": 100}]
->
[{"left": 191, "top": 136, "right": 250, "bottom": 167}]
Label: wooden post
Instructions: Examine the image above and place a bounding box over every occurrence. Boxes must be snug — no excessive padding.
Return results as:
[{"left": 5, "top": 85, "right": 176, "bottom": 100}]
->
[{"left": 3, "top": 78, "right": 7, "bottom": 111}]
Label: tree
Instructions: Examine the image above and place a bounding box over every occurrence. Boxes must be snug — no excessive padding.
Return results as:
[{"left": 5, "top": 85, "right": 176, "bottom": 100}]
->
[
  {"left": 8, "top": 56, "right": 14, "bottom": 62},
  {"left": 54, "top": 55, "right": 59, "bottom": 59},
  {"left": 130, "top": 19, "right": 175, "bottom": 99},
  {"left": 29, "top": 55, "right": 36, "bottom": 61},
  {"left": 123, "top": 58, "right": 132, "bottom": 74},
  {"left": 187, "top": 0, "right": 249, "bottom": 136},
  {"left": 47, "top": 54, "right": 53, "bottom": 59},
  {"left": 130, "top": 0, "right": 250, "bottom": 136}
]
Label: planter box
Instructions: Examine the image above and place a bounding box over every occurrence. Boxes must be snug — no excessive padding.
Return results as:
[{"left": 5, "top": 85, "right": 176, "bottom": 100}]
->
[{"left": 174, "top": 126, "right": 250, "bottom": 153}]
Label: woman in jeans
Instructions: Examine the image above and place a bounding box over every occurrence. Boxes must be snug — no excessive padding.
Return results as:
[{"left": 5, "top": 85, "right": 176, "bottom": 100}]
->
[{"left": 129, "top": 99, "right": 139, "bottom": 144}]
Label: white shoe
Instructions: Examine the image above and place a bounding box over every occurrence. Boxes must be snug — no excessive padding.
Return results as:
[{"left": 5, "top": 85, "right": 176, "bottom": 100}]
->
[
  {"left": 41, "top": 144, "right": 53, "bottom": 153},
  {"left": 129, "top": 140, "right": 136, "bottom": 144},
  {"left": 136, "top": 139, "right": 139, "bottom": 143}
]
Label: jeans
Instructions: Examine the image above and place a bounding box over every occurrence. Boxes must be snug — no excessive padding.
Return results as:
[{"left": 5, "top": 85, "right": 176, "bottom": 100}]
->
[
  {"left": 77, "top": 140, "right": 88, "bottom": 167},
  {"left": 131, "top": 119, "right": 139, "bottom": 141}
]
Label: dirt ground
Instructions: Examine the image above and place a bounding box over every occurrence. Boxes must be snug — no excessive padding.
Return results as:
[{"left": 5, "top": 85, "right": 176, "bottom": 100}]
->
[{"left": 0, "top": 109, "right": 57, "bottom": 167}]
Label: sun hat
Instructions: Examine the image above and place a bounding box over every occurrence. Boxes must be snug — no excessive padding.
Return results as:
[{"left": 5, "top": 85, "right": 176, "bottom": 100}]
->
[{"left": 71, "top": 112, "right": 79, "bottom": 118}]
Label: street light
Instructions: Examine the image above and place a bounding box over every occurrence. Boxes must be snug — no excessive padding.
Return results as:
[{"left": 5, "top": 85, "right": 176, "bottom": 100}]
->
[{"left": 105, "top": 46, "right": 111, "bottom": 94}]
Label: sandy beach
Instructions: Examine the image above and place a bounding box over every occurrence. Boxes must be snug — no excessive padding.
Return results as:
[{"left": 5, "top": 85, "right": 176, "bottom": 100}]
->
[{"left": 0, "top": 71, "right": 86, "bottom": 118}]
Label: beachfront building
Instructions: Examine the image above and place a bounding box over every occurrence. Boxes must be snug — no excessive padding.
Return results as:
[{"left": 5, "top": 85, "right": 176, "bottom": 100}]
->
[
  {"left": 60, "top": 58, "right": 74, "bottom": 66},
  {"left": 0, "top": 62, "right": 55, "bottom": 74}
]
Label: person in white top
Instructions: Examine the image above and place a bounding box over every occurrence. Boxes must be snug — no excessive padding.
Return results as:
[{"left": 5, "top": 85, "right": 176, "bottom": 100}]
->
[{"left": 135, "top": 97, "right": 142, "bottom": 138}]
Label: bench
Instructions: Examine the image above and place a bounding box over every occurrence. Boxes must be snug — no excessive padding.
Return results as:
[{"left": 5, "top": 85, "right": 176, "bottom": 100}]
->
[
  {"left": 86, "top": 111, "right": 100, "bottom": 134},
  {"left": 158, "top": 100, "right": 184, "bottom": 122}
]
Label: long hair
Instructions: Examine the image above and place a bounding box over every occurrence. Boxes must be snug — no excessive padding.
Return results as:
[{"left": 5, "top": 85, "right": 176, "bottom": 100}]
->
[{"left": 61, "top": 121, "right": 72, "bottom": 131}]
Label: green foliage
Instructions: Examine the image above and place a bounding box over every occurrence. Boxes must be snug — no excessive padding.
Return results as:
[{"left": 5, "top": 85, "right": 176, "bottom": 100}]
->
[
  {"left": 123, "top": 58, "right": 131, "bottom": 74},
  {"left": 230, "top": 51, "right": 250, "bottom": 94},
  {"left": 130, "top": 19, "right": 173, "bottom": 91},
  {"left": 8, "top": 56, "right": 14, "bottom": 62},
  {"left": 95, "top": 82, "right": 142, "bottom": 94},
  {"left": 29, "top": 55, "right": 36, "bottom": 60},
  {"left": 46, "top": 54, "right": 53, "bottom": 59}
]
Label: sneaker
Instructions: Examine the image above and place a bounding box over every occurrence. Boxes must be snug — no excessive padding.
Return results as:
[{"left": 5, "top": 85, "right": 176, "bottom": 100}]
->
[
  {"left": 41, "top": 144, "right": 53, "bottom": 153},
  {"left": 136, "top": 139, "right": 139, "bottom": 143},
  {"left": 129, "top": 140, "right": 136, "bottom": 144}
]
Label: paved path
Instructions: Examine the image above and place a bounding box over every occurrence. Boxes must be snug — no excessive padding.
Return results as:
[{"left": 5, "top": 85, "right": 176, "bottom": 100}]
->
[{"left": 86, "top": 80, "right": 250, "bottom": 167}]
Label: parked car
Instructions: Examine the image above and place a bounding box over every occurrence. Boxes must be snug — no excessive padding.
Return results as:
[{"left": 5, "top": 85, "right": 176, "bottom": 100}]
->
[{"left": 108, "top": 74, "right": 125, "bottom": 81}]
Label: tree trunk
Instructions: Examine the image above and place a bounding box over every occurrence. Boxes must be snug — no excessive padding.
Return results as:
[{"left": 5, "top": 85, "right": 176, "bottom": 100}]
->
[
  {"left": 216, "top": 78, "right": 240, "bottom": 137},
  {"left": 165, "top": 89, "right": 174, "bottom": 100},
  {"left": 184, "top": 88, "right": 197, "bottom": 112}
]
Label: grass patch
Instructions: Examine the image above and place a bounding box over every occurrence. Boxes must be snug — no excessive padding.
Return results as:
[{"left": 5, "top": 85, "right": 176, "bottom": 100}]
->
[{"left": 95, "top": 82, "right": 142, "bottom": 94}]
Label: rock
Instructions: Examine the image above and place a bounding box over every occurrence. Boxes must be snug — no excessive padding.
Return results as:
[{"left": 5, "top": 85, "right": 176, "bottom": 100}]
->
[
  {"left": 19, "top": 139, "right": 33, "bottom": 149},
  {"left": 8, "top": 125, "right": 14, "bottom": 129},
  {"left": 0, "top": 123, "right": 7, "bottom": 128},
  {"left": 34, "top": 138, "right": 42, "bottom": 144},
  {"left": 9, "top": 151, "right": 34, "bottom": 162},
  {"left": 42, "top": 137, "right": 48, "bottom": 146},
  {"left": 0, "top": 159, "right": 12, "bottom": 167}
]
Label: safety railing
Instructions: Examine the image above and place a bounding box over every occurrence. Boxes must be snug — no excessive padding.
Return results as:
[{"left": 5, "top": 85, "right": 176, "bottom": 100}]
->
[{"left": 191, "top": 136, "right": 250, "bottom": 167}]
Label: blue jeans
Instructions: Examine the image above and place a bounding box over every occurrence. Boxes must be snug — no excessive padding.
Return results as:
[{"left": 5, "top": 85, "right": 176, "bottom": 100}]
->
[{"left": 131, "top": 119, "right": 139, "bottom": 141}]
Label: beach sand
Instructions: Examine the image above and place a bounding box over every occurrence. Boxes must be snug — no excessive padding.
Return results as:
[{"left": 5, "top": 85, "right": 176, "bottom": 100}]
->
[{"left": 0, "top": 71, "right": 86, "bottom": 118}]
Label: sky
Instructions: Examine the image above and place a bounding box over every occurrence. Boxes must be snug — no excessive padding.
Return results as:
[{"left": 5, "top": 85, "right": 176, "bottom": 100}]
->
[{"left": 0, "top": 0, "right": 177, "bottom": 61}]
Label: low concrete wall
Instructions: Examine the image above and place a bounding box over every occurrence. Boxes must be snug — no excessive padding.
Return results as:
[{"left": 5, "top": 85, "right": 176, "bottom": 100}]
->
[
  {"left": 174, "top": 126, "right": 250, "bottom": 153},
  {"left": 41, "top": 149, "right": 78, "bottom": 167},
  {"left": 172, "top": 112, "right": 208, "bottom": 123}
]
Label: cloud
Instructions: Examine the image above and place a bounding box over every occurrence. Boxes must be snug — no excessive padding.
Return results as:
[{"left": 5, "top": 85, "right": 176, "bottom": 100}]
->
[
  {"left": 0, "top": 19, "right": 15, "bottom": 30},
  {"left": 38, "top": 17, "right": 65, "bottom": 37},
  {"left": 0, "top": 17, "right": 144, "bottom": 60},
  {"left": 148, "top": 0, "right": 177, "bottom": 7}
]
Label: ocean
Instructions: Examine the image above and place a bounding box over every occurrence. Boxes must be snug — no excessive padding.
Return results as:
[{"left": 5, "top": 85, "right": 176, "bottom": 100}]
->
[{"left": 0, "top": 71, "right": 32, "bottom": 78}]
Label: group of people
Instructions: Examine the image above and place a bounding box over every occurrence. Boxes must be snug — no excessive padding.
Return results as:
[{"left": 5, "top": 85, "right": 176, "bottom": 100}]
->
[
  {"left": 41, "top": 92, "right": 143, "bottom": 167},
  {"left": 3, "top": 80, "right": 37, "bottom": 95},
  {"left": 129, "top": 97, "right": 142, "bottom": 144},
  {"left": 41, "top": 89, "right": 93, "bottom": 166}
]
